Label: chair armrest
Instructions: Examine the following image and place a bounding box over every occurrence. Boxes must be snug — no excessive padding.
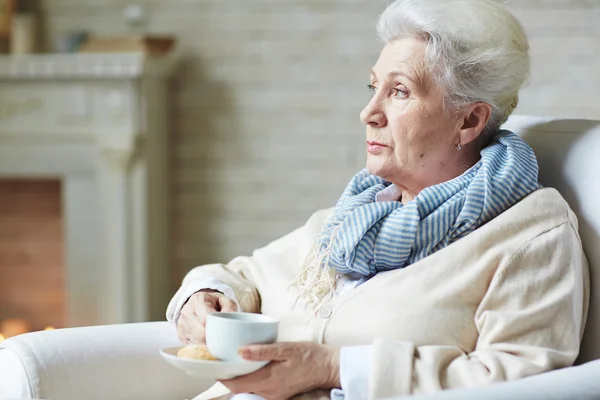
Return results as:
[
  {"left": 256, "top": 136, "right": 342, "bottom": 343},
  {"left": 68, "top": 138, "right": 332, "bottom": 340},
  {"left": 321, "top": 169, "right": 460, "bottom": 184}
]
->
[
  {"left": 0, "top": 322, "right": 211, "bottom": 400},
  {"left": 401, "top": 360, "right": 600, "bottom": 400}
]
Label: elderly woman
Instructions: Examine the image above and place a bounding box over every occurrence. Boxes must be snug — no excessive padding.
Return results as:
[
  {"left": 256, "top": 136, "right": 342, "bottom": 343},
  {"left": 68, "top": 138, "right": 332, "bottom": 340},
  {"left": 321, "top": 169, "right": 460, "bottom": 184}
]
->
[{"left": 167, "top": 0, "right": 589, "bottom": 399}]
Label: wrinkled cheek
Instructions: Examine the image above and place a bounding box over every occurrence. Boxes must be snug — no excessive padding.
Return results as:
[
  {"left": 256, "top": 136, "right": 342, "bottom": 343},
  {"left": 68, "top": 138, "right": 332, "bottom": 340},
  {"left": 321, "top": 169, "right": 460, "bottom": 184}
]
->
[{"left": 392, "top": 146, "right": 410, "bottom": 171}]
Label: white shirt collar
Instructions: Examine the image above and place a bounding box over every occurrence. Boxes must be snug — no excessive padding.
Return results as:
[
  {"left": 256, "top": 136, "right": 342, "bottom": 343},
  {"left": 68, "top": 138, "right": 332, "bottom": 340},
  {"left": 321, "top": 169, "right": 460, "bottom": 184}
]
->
[{"left": 375, "top": 184, "right": 402, "bottom": 202}]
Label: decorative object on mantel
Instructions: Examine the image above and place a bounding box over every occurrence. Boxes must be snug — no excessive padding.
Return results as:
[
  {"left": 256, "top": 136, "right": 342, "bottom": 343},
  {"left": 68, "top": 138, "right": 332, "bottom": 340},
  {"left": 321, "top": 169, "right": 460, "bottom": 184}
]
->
[
  {"left": 0, "top": 0, "right": 41, "bottom": 54},
  {"left": 79, "top": 4, "right": 175, "bottom": 55},
  {"left": 54, "top": 30, "right": 89, "bottom": 53},
  {"left": 123, "top": 3, "right": 146, "bottom": 34},
  {"left": 0, "top": 53, "right": 179, "bottom": 326},
  {"left": 0, "top": 0, "right": 13, "bottom": 38},
  {"left": 0, "top": 0, "right": 14, "bottom": 53},
  {"left": 5, "top": 0, "right": 40, "bottom": 54},
  {"left": 10, "top": 12, "right": 36, "bottom": 54},
  {"left": 79, "top": 35, "right": 176, "bottom": 55}
]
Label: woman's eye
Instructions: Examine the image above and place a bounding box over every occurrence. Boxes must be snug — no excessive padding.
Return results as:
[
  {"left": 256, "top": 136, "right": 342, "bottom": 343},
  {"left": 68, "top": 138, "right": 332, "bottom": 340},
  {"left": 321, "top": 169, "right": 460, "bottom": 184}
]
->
[{"left": 393, "top": 88, "right": 409, "bottom": 99}]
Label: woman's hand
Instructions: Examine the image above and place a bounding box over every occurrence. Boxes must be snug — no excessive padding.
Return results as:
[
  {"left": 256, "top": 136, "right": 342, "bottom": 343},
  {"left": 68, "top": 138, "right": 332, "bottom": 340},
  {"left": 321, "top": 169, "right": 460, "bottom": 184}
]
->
[
  {"left": 220, "top": 342, "right": 341, "bottom": 400},
  {"left": 177, "top": 289, "right": 238, "bottom": 344}
]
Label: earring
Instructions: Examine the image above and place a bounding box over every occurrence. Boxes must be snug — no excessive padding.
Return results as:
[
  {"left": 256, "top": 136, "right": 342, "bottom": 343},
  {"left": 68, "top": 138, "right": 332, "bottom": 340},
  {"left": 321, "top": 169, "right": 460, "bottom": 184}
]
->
[{"left": 456, "top": 142, "right": 462, "bottom": 151}]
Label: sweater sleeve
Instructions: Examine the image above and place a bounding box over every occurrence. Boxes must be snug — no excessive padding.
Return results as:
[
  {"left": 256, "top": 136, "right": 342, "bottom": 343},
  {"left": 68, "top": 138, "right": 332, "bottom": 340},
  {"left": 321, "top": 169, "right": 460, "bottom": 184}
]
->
[
  {"left": 166, "top": 208, "right": 333, "bottom": 320},
  {"left": 368, "top": 221, "right": 589, "bottom": 399}
]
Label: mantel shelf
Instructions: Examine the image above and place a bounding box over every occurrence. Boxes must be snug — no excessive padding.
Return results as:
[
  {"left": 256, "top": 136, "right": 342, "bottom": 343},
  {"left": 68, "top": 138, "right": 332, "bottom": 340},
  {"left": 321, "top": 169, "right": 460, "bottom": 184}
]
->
[{"left": 0, "top": 52, "right": 179, "bottom": 80}]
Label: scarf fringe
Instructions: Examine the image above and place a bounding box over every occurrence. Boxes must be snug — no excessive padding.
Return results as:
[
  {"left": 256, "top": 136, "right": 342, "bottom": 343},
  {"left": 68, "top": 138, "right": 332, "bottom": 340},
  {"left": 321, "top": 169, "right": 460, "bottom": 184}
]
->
[{"left": 290, "top": 223, "right": 343, "bottom": 311}]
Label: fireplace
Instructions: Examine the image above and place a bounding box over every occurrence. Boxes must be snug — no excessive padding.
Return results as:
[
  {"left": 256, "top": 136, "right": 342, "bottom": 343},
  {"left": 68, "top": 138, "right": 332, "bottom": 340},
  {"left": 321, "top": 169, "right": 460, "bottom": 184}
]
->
[
  {"left": 0, "top": 179, "right": 64, "bottom": 338},
  {"left": 0, "top": 53, "right": 177, "bottom": 329}
]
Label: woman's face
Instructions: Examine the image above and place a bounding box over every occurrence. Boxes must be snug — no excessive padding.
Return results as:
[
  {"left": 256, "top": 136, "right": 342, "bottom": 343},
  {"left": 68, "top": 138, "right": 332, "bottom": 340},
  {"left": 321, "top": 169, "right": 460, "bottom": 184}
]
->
[{"left": 360, "top": 37, "right": 463, "bottom": 197}]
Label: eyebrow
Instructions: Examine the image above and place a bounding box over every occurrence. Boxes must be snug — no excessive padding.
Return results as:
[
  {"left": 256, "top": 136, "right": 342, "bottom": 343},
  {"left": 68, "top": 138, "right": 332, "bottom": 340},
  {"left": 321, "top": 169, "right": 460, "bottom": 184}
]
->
[{"left": 370, "top": 69, "right": 418, "bottom": 85}]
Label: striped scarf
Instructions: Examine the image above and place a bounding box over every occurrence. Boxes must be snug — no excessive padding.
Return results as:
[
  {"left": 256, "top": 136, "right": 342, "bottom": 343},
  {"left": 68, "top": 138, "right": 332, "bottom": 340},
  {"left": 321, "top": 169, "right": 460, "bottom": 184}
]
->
[{"left": 293, "top": 130, "right": 540, "bottom": 308}]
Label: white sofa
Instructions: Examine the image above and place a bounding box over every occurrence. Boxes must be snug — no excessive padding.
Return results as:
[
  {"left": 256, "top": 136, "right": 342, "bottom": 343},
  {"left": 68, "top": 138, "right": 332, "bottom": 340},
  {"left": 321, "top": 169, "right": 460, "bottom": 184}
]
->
[{"left": 1, "top": 115, "right": 599, "bottom": 400}]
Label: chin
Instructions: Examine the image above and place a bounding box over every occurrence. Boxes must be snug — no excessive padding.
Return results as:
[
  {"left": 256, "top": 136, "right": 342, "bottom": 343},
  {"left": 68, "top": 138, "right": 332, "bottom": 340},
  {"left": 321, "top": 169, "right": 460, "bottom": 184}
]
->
[{"left": 365, "top": 156, "right": 388, "bottom": 179}]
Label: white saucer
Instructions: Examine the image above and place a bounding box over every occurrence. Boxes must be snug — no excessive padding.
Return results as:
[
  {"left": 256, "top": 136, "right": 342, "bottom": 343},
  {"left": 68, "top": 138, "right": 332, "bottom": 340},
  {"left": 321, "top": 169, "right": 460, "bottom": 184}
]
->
[{"left": 159, "top": 347, "right": 269, "bottom": 380}]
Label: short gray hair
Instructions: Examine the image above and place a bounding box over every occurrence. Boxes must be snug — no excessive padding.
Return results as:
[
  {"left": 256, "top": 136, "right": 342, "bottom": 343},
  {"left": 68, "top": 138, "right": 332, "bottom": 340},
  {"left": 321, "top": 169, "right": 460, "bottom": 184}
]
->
[{"left": 377, "top": 0, "right": 530, "bottom": 138}]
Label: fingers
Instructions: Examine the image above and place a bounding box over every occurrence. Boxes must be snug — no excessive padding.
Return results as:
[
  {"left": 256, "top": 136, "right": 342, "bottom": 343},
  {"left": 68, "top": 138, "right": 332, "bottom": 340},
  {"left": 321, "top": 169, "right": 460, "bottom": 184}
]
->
[
  {"left": 218, "top": 296, "right": 239, "bottom": 312},
  {"left": 177, "top": 330, "right": 187, "bottom": 343},
  {"left": 239, "top": 343, "right": 291, "bottom": 362},
  {"left": 220, "top": 364, "right": 272, "bottom": 394},
  {"left": 190, "top": 296, "right": 218, "bottom": 343},
  {"left": 176, "top": 291, "right": 238, "bottom": 345},
  {"left": 178, "top": 307, "right": 206, "bottom": 344},
  {"left": 201, "top": 294, "right": 219, "bottom": 313},
  {"left": 177, "top": 292, "right": 218, "bottom": 344},
  {"left": 187, "top": 321, "right": 206, "bottom": 344}
]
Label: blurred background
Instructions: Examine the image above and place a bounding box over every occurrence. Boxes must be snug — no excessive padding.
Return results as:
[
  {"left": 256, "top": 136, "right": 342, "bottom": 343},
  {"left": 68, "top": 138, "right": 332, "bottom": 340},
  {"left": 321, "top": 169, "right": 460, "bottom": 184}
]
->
[{"left": 0, "top": 0, "right": 598, "bottom": 337}]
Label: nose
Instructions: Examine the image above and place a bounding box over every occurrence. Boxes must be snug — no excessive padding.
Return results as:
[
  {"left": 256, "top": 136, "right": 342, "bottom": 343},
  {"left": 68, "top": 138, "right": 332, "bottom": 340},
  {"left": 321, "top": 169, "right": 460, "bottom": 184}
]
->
[{"left": 360, "top": 95, "right": 387, "bottom": 128}]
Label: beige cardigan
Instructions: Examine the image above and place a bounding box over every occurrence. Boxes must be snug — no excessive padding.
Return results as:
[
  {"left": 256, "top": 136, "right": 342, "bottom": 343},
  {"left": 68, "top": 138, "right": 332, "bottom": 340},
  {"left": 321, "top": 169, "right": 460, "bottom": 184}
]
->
[{"left": 167, "top": 188, "right": 589, "bottom": 399}]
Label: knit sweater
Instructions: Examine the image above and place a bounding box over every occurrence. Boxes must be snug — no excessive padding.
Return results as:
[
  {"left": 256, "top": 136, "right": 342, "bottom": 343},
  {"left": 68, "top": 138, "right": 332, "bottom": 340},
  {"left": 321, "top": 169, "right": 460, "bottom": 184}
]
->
[{"left": 167, "top": 188, "right": 589, "bottom": 399}]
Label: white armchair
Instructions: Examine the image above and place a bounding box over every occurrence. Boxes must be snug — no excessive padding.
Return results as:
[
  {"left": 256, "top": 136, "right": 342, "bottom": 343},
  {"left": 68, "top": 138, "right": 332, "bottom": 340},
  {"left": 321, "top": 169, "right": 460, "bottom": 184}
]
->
[
  {"left": 1, "top": 115, "right": 599, "bottom": 400},
  {"left": 0, "top": 322, "right": 212, "bottom": 400}
]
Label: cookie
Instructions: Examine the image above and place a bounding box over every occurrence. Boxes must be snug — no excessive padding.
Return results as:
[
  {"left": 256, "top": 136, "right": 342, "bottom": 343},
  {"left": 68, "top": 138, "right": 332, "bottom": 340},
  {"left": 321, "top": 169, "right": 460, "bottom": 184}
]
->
[{"left": 177, "top": 344, "right": 219, "bottom": 361}]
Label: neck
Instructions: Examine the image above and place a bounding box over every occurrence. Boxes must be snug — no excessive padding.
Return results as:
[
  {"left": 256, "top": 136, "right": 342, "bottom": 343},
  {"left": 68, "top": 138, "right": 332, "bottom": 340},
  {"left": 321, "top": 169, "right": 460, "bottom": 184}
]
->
[{"left": 396, "top": 146, "right": 481, "bottom": 205}]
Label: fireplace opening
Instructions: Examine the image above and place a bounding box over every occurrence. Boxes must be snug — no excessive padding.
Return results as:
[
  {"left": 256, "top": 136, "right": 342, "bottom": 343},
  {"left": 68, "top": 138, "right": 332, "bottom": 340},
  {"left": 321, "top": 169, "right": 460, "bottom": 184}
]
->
[{"left": 0, "top": 179, "right": 65, "bottom": 340}]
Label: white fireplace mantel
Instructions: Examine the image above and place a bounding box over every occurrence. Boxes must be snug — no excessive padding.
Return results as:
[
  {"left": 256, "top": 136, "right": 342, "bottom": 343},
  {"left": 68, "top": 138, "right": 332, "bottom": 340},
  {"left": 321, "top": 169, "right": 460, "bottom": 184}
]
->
[
  {"left": 0, "top": 53, "right": 175, "bottom": 79},
  {"left": 0, "top": 53, "right": 178, "bottom": 327}
]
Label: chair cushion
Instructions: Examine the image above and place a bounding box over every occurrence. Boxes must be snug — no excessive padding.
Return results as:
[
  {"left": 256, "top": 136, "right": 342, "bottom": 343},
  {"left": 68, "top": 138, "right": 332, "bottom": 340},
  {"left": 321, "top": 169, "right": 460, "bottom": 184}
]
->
[{"left": 502, "top": 115, "right": 600, "bottom": 363}]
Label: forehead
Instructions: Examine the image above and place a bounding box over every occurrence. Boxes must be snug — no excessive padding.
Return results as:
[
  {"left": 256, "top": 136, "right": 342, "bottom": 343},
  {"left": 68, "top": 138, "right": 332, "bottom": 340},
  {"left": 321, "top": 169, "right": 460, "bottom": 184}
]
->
[{"left": 372, "top": 37, "right": 428, "bottom": 78}]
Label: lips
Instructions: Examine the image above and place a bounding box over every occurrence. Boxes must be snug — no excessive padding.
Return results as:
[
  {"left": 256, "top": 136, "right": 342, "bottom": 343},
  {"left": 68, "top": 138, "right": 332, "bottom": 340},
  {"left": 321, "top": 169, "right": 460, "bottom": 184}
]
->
[
  {"left": 366, "top": 140, "right": 389, "bottom": 154},
  {"left": 367, "top": 141, "right": 388, "bottom": 147}
]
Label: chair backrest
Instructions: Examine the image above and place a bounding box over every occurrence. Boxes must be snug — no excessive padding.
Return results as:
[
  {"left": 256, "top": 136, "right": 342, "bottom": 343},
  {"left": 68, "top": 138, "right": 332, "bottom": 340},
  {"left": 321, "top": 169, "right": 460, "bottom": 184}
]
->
[{"left": 502, "top": 115, "right": 600, "bottom": 364}]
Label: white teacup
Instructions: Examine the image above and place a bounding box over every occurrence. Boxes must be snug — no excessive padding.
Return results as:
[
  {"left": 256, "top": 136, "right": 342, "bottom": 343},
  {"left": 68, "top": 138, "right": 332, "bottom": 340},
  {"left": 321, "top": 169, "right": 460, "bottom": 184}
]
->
[{"left": 205, "top": 312, "right": 279, "bottom": 362}]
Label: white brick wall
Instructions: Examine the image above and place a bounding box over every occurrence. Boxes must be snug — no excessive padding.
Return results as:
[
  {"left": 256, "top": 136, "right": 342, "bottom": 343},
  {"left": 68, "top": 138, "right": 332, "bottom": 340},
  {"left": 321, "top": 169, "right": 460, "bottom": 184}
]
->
[
  {"left": 40, "top": 0, "right": 600, "bottom": 286},
  {"left": 508, "top": 2, "right": 600, "bottom": 119}
]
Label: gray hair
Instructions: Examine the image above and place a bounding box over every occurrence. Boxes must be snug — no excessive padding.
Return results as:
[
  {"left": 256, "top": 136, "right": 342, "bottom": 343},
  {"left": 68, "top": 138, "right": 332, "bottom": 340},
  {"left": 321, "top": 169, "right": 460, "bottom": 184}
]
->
[{"left": 377, "top": 0, "right": 530, "bottom": 138}]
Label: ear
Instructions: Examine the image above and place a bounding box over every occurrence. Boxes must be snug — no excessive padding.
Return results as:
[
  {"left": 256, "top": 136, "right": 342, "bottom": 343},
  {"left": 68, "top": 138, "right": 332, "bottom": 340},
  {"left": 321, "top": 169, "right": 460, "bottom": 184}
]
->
[{"left": 457, "top": 102, "right": 492, "bottom": 146}]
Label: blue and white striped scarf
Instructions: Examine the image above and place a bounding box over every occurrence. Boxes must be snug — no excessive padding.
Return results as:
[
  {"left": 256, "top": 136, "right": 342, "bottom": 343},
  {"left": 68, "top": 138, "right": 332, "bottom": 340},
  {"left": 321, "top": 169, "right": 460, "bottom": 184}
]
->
[{"left": 318, "top": 130, "right": 539, "bottom": 278}]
